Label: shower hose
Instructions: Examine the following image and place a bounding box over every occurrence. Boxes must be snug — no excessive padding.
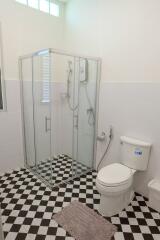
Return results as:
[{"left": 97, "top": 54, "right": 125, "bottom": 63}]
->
[{"left": 97, "top": 128, "right": 113, "bottom": 172}]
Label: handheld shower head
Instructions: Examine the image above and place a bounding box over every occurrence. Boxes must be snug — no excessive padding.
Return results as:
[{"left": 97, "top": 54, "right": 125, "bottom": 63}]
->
[
  {"left": 68, "top": 61, "right": 72, "bottom": 71},
  {"left": 66, "top": 60, "right": 73, "bottom": 99}
]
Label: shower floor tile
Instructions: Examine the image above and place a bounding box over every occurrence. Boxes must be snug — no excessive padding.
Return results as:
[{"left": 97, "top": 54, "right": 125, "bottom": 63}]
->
[
  {"left": 31, "top": 155, "right": 91, "bottom": 186},
  {"left": 0, "top": 168, "right": 160, "bottom": 240}
]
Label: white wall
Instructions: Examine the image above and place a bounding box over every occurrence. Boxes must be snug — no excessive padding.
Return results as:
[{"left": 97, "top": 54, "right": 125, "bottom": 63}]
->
[
  {"left": 65, "top": 0, "right": 160, "bottom": 197},
  {"left": 0, "top": 0, "right": 65, "bottom": 173}
]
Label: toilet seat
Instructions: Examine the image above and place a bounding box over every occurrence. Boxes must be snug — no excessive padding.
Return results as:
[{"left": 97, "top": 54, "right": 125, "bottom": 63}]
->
[{"left": 97, "top": 163, "right": 136, "bottom": 187}]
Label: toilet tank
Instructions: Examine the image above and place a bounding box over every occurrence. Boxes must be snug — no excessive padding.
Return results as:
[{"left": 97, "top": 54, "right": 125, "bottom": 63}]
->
[{"left": 120, "top": 136, "right": 152, "bottom": 171}]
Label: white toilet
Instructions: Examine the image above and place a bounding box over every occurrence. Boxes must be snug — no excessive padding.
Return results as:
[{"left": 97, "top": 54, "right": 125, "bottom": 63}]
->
[{"left": 96, "top": 136, "right": 151, "bottom": 217}]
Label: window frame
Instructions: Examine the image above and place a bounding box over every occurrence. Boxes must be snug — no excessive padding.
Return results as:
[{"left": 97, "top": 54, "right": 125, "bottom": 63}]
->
[{"left": 0, "top": 23, "right": 6, "bottom": 112}]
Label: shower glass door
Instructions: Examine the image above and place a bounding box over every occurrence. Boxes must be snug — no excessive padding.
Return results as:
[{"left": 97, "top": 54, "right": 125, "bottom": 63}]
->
[
  {"left": 72, "top": 58, "right": 98, "bottom": 176},
  {"left": 32, "top": 52, "right": 52, "bottom": 182},
  {"left": 22, "top": 57, "right": 36, "bottom": 169},
  {"left": 21, "top": 48, "right": 100, "bottom": 188},
  {"left": 50, "top": 53, "right": 75, "bottom": 183}
]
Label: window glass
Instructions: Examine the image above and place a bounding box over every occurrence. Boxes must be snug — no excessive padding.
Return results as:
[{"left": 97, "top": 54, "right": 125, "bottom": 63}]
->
[
  {"left": 15, "top": 0, "right": 60, "bottom": 17},
  {"left": 16, "top": 0, "right": 27, "bottom": 5},
  {"left": 39, "top": 0, "right": 49, "bottom": 13},
  {"left": 50, "top": 2, "right": 59, "bottom": 17},
  {"left": 28, "top": 0, "right": 39, "bottom": 9}
]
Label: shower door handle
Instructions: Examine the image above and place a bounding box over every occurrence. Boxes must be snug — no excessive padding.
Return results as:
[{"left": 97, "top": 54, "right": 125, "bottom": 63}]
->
[{"left": 45, "top": 117, "right": 51, "bottom": 132}]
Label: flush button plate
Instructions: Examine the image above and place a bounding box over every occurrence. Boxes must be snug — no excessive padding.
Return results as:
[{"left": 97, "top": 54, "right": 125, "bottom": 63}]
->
[{"left": 134, "top": 148, "right": 142, "bottom": 156}]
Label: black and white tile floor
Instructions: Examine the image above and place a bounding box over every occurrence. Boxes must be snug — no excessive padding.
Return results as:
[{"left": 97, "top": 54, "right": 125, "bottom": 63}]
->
[
  {"left": 31, "top": 155, "right": 90, "bottom": 186},
  {"left": 0, "top": 168, "right": 160, "bottom": 240}
]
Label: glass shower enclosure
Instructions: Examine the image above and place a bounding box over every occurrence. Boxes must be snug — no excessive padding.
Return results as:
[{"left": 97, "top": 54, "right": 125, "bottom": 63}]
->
[{"left": 20, "top": 49, "right": 100, "bottom": 188}]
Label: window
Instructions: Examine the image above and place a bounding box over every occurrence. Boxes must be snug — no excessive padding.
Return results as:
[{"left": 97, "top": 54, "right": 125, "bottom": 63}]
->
[
  {"left": 41, "top": 54, "right": 50, "bottom": 103},
  {"left": 16, "top": 0, "right": 27, "bottom": 4},
  {"left": 15, "top": 0, "right": 60, "bottom": 17},
  {"left": 50, "top": 2, "right": 59, "bottom": 17},
  {"left": 28, "top": 0, "right": 39, "bottom": 9},
  {"left": 40, "top": 0, "right": 49, "bottom": 13}
]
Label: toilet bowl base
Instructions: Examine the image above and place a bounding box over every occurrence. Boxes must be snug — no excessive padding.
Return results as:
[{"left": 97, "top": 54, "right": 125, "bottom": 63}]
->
[{"left": 98, "top": 188, "right": 134, "bottom": 217}]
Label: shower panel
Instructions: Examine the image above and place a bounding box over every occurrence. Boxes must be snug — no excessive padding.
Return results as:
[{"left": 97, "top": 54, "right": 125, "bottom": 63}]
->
[{"left": 20, "top": 49, "right": 100, "bottom": 188}]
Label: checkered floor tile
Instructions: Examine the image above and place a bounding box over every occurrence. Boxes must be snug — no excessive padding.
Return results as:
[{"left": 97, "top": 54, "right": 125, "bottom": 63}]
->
[
  {"left": 31, "top": 155, "right": 90, "bottom": 186},
  {"left": 0, "top": 168, "right": 160, "bottom": 240}
]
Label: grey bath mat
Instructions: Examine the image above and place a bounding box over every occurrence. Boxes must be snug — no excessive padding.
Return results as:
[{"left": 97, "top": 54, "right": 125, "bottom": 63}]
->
[{"left": 53, "top": 201, "right": 117, "bottom": 240}]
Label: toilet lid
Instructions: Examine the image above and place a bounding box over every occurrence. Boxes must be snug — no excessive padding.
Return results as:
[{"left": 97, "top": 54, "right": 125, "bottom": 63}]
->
[{"left": 97, "top": 163, "right": 134, "bottom": 187}]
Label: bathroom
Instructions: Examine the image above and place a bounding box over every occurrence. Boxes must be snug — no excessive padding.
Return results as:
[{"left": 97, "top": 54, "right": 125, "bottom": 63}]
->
[{"left": 0, "top": 0, "right": 160, "bottom": 239}]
